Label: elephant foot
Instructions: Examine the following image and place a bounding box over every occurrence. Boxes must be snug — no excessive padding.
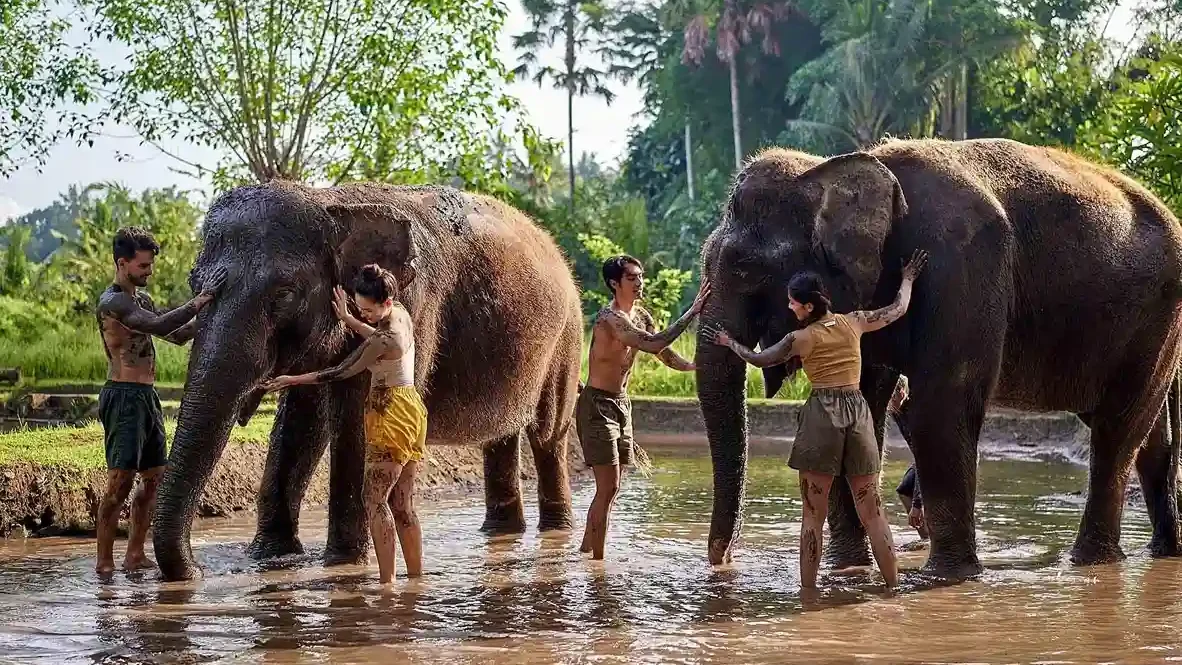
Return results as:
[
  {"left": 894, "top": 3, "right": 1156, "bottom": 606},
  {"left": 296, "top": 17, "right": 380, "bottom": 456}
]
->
[
  {"left": 1070, "top": 538, "right": 1126, "bottom": 566},
  {"left": 158, "top": 556, "right": 204, "bottom": 582},
  {"left": 324, "top": 546, "right": 369, "bottom": 566},
  {"left": 537, "top": 508, "right": 574, "bottom": 532},
  {"left": 246, "top": 534, "right": 304, "bottom": 560},
  {"left": 920, "top": 552, "right": 984, "bottom": 581},
  {"left": 708, "top": 537, "right": 734, "bottom": 565},
  {"left": 824, "top": 539, "right": 872, "bottom": 570},
  {"left": 1148, "top": 534, "right": 1182, "bottom": 558},
  {"left": 480, "top": 501, "right": 527, "bottom": 535}
]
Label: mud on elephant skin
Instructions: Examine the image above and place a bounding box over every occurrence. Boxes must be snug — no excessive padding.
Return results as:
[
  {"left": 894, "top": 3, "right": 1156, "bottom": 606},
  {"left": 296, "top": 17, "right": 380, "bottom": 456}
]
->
[
  {"left": 695, "top": 138, "right": 1182, "bottom": 579},
  {"left": 153, "top": 180, "right": 583, "bottom": 581}
]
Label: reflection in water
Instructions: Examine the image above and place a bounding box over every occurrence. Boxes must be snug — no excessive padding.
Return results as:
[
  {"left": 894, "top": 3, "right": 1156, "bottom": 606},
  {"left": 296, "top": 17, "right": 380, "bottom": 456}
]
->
[{"left": 1, "top": 451, "right": 1181, "bottom": 663}]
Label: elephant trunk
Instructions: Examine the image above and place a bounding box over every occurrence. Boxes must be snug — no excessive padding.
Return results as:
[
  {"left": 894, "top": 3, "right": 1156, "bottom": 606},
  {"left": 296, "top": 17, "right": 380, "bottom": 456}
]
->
[
  {"left": 695, "top": 305, "right": 756, "bottom": 565},
  {"left": 154, "top": 304, "right": 267, "bottom": 581}
]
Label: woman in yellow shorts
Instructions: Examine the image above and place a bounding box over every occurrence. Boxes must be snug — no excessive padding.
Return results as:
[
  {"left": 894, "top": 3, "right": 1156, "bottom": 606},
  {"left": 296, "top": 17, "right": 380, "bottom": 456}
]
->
[
  {"left": 706, "top": 250, "right": 928, "bottom": 590},
  {"left": 264, "top": 264, "right": 426, "bottom": 584}
]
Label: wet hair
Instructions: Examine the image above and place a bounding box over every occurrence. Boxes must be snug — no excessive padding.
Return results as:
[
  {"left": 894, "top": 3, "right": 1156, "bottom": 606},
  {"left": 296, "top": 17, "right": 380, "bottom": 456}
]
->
[
  {"left": 113, "top": 226, "right": 159, "bottom": 263},
  {"left": 602, "top": 255, "right": 643, "bottom": 294},
  {"left": 353, "top": 263, "right": 398, "bottom": 303},
  {"left": 787, "top": 271, "right": 832, "bottom": 325}
]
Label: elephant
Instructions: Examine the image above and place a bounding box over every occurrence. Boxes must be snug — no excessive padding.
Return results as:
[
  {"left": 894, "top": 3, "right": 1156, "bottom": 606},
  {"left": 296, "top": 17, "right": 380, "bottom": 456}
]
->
[
  {"left": 694, "top": 137, "right": 1182, "bottom": 578},
  {"left": 152, "top": 180, "right": 584, "bottom": 581}
]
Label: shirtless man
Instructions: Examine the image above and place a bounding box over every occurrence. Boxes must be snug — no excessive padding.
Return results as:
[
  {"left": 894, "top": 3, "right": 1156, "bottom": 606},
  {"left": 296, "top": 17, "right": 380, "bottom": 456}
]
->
[
  {"left": 95, "top": 226, "right": 226, "bottom": 575},
  {"left": 577, "top": 255, "right": 710, "bottom": 559}
]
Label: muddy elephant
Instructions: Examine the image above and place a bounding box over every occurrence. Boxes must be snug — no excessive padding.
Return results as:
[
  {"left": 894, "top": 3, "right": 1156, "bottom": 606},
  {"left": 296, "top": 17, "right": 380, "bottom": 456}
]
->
[
  {"left": 152, "top": 181, "right": 583, "bottom": 581},
  {"left": 695, "top": 138, "right": 1182, "bottom": 578}
]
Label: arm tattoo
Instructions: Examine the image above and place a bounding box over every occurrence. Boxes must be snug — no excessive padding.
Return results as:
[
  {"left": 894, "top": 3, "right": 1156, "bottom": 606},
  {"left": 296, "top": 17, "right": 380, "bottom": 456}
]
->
[
  {"left": 602, "top": 305, "right": 698, "bottom": 354},
  {"left": 99, "top": 290, "right": 200, "bottom": 337},
  {"left": 311, "top": 334, "right": 390, "bottom": 384},
  {"left": 656, "top": 347, "right": 695, "bottom": 371},
  {"left": 726, "top": 332, "right": 798, "bottom": 369},
  {"left": 162, "top": 319, "right": 197, "bottom": 345},
  {"left": 851, "top": 279, "right": 914, "bottom": 331}
]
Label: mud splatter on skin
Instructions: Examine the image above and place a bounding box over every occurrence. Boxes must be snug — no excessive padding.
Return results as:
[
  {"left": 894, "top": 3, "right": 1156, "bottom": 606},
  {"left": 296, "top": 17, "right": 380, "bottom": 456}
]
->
[
  {"left": 801, "top": 478, "right": 814, "bottom": 514},
  {"left": 802, "top": 528, "right": 819, "bottom": 565}
]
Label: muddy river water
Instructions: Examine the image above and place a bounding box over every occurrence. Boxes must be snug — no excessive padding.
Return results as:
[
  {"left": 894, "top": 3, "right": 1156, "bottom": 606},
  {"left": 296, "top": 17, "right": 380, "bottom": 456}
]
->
[{"left": 2, "top": 446, "right": 1182, "bottom": 664}]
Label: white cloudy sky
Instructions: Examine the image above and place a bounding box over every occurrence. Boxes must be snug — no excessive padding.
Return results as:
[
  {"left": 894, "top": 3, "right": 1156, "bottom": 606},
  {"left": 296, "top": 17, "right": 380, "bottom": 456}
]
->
[{"left": 0, "top": 0, "right": 1143, "bottom": 221}]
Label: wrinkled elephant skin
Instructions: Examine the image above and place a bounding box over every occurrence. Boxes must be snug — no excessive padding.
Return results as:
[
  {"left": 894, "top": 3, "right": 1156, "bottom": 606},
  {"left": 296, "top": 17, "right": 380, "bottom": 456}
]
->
[
  {"left": 153, "top": 182, "right": 582, "bottom": 581},
  {"left": 696, "top": 138, "right": 1182, "bottom": 579}
]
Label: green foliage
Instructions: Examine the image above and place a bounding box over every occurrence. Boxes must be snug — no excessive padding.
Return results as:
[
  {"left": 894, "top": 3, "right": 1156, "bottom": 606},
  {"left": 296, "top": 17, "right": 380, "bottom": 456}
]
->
[
  {"left": 2, "top": 184, "right": 89, "bottom": 262},
  {"left": 86, "top": 0, "right": 520, "bottom": 187},
  {"left": 576, "top": 231, "right": 692, "bottom": 326},
  {"left": 0, "top": 226, "right": 33, "bottom": 296},
  {"left": 35, "top": 184, "right": 204, "bottom": 313},
  {"left": 0, "top": 0, "right": 103, "bottom": 175},
  {"left": 1085, "top": 46, "right": 1182, "bottom": 214},
  {"left": 0, "top": 321, "right": 189, "bottom": 383}
]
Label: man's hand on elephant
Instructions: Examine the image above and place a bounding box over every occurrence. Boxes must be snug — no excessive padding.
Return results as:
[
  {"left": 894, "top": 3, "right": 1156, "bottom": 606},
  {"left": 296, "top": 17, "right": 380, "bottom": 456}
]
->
[
  {"left": 689, "top": 279, "right": 713, "bottom": 315},
  {"left": 902, "top": 249, "right": 929, "bottom": 282},
  {"left": 195, "top": 266, "right": 228, "bottom": 308},
  {"left": 702, "top": 324, "right": 732, "bottom": 348},
  {"left": 908, "top": 506, "right": 925, "bottom": 531}
]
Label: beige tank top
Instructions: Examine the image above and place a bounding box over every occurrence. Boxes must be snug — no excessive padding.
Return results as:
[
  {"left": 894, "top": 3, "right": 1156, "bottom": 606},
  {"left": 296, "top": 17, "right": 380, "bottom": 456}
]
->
[
  {"left": 800, "top": 313, "right": 862, "bottom": 389},
  {"left": 388, "top": 340, "right": 414, "bottom": 387}
]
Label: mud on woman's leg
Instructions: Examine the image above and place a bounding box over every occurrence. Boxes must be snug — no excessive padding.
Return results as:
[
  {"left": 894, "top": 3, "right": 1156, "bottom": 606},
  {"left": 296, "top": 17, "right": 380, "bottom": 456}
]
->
[
  {"left": 390, "top": 460, "right": 423, "bottom": 577},
  {"left": 363, "top": 446, "right": 402, "bottom": 584}
]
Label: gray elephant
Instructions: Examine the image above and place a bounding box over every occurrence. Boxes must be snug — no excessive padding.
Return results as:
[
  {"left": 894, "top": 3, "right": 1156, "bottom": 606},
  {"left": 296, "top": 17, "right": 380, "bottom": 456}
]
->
[
  {"left": 695, "top": 138, "right": 1182, "bottom": 578},
  {"left": 152, "top": 181, "right": 583, "bottom": 581}
]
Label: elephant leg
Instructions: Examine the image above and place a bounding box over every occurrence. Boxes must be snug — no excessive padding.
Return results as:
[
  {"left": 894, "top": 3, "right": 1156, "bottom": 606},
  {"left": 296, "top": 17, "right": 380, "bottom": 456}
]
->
[
  {"left": 906, "top": 369, "right": 992, "bottom": 579},
  {"left": 480, "top": 432, "right": 527, "bottom": 534},
  {"left": 248, "top": 384, "right": 333, "bottom": 560},
  {"left": 1135, "top": 395, "right": 1181, "bottom": 558},
  {"left": 528, "top": 425, "right": 574, "bottom": 531},
  {"left": 1073, "top": 329, "right": 1182, "bottom": 566},
  {"left": 824, "top": 366, "right": 898, "bottom": 568},
  {"left": 324, "top": 377, "right": 370, "bottom": 566}
]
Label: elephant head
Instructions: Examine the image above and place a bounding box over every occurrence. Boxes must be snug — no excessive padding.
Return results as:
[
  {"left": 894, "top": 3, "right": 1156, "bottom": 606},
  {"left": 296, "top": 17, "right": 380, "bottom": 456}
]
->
[
  {"left": 153, "top": 183, "right": 424, "bottom": 581},
  {"left": 694, "top": 149, "right": 909, "bottom": 564}
]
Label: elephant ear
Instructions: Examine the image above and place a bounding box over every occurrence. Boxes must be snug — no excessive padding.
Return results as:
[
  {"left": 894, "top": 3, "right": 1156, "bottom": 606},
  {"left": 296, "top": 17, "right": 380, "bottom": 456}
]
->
[
  {"left": 797, "top": 152, "right": 908, "bottom": 307},
  {"left": 325, "top": 203, "right": 418, "bottom": 290}
]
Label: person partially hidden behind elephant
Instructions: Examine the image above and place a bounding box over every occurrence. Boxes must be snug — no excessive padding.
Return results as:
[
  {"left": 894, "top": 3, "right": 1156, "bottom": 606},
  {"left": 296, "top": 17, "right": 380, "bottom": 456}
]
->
[
  {"left": 577, "top": 255, "right": 711, "bottom": 559},
  {"left": 264, "top": 264, "right": 427, "bottom": 585},
  {"left": 706, "top": 249, "right": 928, "bottom": 589},
  {"left": 94, "top": 226, "right": 226, "bottom": 576},
  {"left": 888, "top": 374, "right": 927, "bottom": 541}
]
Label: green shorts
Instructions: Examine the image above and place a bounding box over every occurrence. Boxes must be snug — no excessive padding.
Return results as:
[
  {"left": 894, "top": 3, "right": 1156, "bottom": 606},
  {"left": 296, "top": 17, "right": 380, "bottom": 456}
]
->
[
  {"left": 575, "top": 387, "right": 634, "bottom": 467},
  {"left": 788, "top": 387, "right": 880, "bottom": 476},
  {"left": 99, "top": 381, "right": 168, "bottom": 472}
]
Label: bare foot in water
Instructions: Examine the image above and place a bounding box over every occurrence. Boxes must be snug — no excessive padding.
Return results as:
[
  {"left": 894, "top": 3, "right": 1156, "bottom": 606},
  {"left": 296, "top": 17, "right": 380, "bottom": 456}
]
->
[
  {"left": 96, "top": 559, "right": 116, "bottom": 576},
  {"left": 122, "top": 554, "right": 157, "bottom": 571}
]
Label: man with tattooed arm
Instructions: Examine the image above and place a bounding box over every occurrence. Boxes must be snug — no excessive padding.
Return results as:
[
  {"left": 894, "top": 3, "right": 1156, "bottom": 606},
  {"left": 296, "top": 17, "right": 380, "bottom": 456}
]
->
[
  {"left": 577, "top": 255, "right": 711, "bottom": 559},
  {"left": 94, "top": 227, "right": 226, "bottom": 576}
]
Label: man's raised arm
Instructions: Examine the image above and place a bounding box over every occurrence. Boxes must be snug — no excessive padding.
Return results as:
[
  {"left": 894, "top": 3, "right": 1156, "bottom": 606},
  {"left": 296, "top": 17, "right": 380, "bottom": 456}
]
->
[
  {"left": 100, "top": 290, "right": 206, "bottom": 337},
  {"left": 602, "top": 280, "right": 712, "bottom": 354}
]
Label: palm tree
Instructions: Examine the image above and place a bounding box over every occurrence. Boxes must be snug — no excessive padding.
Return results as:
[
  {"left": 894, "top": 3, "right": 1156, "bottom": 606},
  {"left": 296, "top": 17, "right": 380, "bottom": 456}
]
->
[
  {"left": 513, "top": 1, "right": 616, "bottom": 219},
  {"left": 681, "top": 0, "right": 796, "bottom": 169},
  {"left": 784, "top": 0, "right": 1018, "bottom": 149}
]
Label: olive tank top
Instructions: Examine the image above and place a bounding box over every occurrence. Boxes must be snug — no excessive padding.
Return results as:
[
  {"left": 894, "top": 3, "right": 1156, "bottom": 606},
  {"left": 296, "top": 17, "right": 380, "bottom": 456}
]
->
[{"left": 800, "top": 313, "right": 862, "bottom": 389}]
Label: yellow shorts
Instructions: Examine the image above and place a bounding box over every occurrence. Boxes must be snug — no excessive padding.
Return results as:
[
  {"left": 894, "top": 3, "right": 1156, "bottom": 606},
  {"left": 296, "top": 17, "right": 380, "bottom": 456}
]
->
[{"left": 364, "top": 385, "right": 428, "bottom": 465}]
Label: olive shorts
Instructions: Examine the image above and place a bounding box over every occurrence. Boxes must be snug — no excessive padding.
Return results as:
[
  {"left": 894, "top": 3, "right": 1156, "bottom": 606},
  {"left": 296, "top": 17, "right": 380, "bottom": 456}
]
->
[
  {"left": 788, "top": 387, "right": 880, "bottom": 476},
  {"left": 99, "top": 381, "right": 168, "bottom": 472},
  {"left": 575, "top": 387, "right": 634, "bottom": 467}
]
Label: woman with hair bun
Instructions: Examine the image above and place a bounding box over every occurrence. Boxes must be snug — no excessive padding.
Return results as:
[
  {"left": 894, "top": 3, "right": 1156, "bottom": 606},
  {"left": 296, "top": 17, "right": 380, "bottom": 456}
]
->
[
  {"left": 264, "top": 263, "right": 427, "bottom": 585},
  {"left": 705, "top": 249, "right": 928, "bottom": 590}
]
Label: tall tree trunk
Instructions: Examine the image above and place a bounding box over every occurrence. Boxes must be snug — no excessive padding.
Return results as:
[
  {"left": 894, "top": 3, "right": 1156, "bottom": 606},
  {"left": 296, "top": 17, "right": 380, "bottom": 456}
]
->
[
  {"left": 685, "top": 119, "right": 695, "bottom": 201},
  {"left": 728, "top": 56, "right": 741, "bottom": 170},
  {"left": 956, "top": 62, "right": 968, "bottom": 140},
  {"left": 565, "top": 1, "right": 576, "bottom": 223}
]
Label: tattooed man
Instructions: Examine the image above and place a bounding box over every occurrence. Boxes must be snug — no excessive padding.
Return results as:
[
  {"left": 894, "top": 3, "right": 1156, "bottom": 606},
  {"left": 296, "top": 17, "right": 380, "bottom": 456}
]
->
[
  {"left": 576, "top": 255, "right": 711, "bottom": 559},
  {"left": 94, "top": 227, "right": 226, "bottom": 575}
]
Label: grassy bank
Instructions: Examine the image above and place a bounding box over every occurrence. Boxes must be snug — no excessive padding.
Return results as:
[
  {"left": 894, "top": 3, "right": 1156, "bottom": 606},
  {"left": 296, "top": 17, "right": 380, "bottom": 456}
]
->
[
  {"left": 2, "top": 324, "right": 813, "bottom": 400},
  {"left": 0, "top": 415, "right": 276, "bottom": 468}
]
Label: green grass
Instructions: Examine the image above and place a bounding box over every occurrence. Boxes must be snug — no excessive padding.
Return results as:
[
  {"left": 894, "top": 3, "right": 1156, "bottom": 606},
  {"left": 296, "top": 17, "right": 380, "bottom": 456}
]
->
[
  {"left": 0, "top": 414, "right": 276, "bottom": 469},
  {"left": 0, "top": 323, "right": 813, "bottom": 399},
  {"left": 0, "top": 325, "right": 190, "bottom": 384}
]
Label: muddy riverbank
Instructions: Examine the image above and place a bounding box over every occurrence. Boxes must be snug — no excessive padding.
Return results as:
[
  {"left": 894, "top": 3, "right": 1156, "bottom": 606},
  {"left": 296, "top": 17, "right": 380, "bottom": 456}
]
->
[{"left": 0, "top": 394, "right": 1090, "bottom": 538}]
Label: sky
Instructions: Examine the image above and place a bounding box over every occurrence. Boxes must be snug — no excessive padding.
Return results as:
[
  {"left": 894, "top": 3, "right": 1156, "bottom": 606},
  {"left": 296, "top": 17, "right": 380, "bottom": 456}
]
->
[{"left": 0, "top": 0, "right": 1143, "bottom": 222}]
